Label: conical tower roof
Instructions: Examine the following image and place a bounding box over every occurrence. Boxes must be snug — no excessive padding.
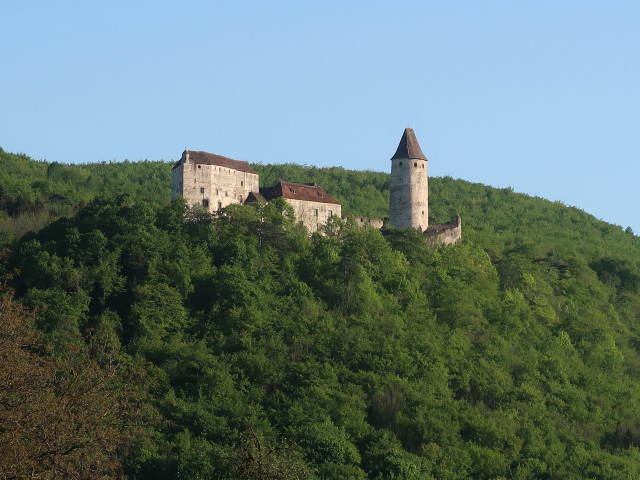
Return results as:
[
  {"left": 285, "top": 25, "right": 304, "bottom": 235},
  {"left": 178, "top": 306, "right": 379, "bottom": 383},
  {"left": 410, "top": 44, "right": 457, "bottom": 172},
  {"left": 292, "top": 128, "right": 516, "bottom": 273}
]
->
[{"left": 390, "top": 127, "right": 428, "bottom": 161}]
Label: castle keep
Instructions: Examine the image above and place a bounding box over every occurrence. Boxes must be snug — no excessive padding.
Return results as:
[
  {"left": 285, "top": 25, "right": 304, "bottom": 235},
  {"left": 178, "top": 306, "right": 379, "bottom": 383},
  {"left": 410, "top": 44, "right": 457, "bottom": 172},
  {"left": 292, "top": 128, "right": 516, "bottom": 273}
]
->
[
  {"left": 389, "top": 128, "right": 461, "bottom": 245},
  {"left": 170, "top": 150, "right": 259, "bottom": 211},
  {"left": 389, "top": 128, "right": 429, "bottom": 230},
  {"left": 170, "top": 128, "right": 460, "bottom": 244}
]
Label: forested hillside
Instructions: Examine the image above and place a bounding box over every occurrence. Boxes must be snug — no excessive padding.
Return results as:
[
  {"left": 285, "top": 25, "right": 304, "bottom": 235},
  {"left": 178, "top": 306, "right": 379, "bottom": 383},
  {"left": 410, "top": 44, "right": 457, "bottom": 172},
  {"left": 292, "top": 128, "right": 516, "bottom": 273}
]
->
[{"left": 2, "top": 149, "right": 640, "bottom": 479}]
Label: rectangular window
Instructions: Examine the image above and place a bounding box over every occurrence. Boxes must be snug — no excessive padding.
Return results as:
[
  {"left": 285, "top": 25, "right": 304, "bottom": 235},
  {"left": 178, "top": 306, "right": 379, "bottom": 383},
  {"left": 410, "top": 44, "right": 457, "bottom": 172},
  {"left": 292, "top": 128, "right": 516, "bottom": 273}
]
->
[
  {"left": 313, "top": 209, "right": 318, "bottom": 217},
  {"left": 202, "top": 199, "right": 209, "bottom": 207},
  {"left": 241, "top": 181, "right": 244, "bottom": 186},
  {"left": 200, "top": 187, "right": 205, "bottom": 194},
  {"left": 218, "top": 201, "right": 222, "bottom": 210},
  {"left": 328, "top": 210, "right": 333, "bottom": 218}
]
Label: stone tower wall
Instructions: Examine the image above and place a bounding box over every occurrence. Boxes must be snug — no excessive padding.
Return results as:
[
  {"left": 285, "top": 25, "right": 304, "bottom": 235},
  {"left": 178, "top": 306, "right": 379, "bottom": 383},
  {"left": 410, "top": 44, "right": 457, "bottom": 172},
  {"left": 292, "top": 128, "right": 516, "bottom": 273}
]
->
[{"left": 389, "top": 157, "right": 428, "bottom": 230}]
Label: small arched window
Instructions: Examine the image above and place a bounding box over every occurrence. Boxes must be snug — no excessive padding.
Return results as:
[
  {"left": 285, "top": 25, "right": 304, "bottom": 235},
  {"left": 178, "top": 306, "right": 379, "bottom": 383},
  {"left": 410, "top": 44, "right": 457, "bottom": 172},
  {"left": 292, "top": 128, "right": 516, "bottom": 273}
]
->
[{"left": 414, "top": 162, "right": 418, "bottom": 168}]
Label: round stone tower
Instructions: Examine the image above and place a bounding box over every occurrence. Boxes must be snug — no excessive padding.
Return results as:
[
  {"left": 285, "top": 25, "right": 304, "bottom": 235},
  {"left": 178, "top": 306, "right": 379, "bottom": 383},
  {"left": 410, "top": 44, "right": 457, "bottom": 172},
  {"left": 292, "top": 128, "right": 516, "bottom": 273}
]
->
[{"left": 389, "top": 127, "right": 429, "bottom": 230}]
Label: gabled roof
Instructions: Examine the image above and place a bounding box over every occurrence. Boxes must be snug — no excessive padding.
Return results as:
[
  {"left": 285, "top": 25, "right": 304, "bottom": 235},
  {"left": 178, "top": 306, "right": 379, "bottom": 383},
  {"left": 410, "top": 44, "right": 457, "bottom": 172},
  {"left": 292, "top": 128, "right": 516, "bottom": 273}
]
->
[
  {"left": 244, "top": 191, "right": 267, "bottom": 203},
  {"left": 259, "top": 181, "right": 340, "bottom": 205},
  {"left": 391, "top": 128, "right": 428, "bottom": 161},
  {"left": 172, "top": 150, "right": 257, "bottom": 174}
]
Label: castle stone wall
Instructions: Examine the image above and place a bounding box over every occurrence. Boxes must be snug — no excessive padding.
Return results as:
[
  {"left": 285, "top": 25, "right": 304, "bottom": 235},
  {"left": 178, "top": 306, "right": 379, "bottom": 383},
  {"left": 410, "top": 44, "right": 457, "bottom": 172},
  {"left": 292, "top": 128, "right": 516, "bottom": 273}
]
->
[
  {"left": 285, "top": 198, "right": 341, "bottom": 233},
  {"left": 171, "top": 153, "right": 259, "bottom": 213},
  {"left": 389, "top": 157, "right": 428, "bottom": 230},
  {"left": 347, "top": 216, "right": 384, "bottom": 229},
  {"left": 425, "top": 216, "right": 462, "bottom": 246}
]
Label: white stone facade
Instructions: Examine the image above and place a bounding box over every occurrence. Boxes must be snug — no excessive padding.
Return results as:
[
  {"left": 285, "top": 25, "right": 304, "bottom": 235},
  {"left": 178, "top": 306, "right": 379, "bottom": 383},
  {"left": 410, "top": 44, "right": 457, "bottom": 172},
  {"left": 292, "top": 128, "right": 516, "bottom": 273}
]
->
[
  {"left": 171, "top": 151, "right": 259, "bottom": 213},
  {"left": 258, "top": 181, "right": 341, "bottom": 234},
  {"left": 171, "top": 152, "right": 341, "bottom": 233},
  {"left": 286, "top": 198, "right": 341, "bottom": 233}
]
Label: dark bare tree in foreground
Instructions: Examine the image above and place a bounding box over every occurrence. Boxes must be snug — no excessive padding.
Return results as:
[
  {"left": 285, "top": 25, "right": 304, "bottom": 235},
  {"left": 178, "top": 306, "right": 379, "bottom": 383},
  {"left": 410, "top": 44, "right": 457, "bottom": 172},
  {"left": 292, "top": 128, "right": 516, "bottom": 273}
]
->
[{"left": 0, "top": 285, "right": 145, "bottom": 480}]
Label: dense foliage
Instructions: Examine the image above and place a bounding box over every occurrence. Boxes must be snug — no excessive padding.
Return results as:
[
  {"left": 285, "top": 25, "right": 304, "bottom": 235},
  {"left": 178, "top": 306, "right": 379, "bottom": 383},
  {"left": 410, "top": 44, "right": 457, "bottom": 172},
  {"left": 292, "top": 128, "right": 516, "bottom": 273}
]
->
[
  {"left": 2, "top": 149, "right": 640, "bottom": 478},
  {"left": 0, "top": 278, "right": 150, "bottom": 479},
  {"left": 0, "top": 148, "right": 169, "bottom": 241}
]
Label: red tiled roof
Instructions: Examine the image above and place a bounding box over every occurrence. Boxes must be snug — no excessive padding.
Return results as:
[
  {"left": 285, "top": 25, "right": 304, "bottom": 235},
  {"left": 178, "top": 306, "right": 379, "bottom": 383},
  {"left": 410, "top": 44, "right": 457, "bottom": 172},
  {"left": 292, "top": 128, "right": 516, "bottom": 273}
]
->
[
  {"left": 172, "top": 150, "right": 257, "bottom": 174},
  {"left": 244, "top": 191, "right": 267, "bottom": 203},
  {"left": 260, "top": 181, "right": 340, "bottom": 205},
  {"left": 391, "top": 128, "right": 428, "bottom": 161}
]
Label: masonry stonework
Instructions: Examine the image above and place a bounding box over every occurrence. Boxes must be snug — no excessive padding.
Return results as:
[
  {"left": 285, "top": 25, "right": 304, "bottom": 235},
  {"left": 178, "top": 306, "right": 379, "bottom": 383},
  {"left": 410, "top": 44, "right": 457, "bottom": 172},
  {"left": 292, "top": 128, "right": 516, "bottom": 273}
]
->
[
  {"left": 171, "top": 128, "right": 460, "bottom": 244},
  {"left": 425, "top": 215, "right": 462, "bottom": 246},
  {"left": 287, "top": 199, "right": 337, "bottom": 233},
  {"left": 389, "top": 128, "right": 429, "bottom": 231},
  {"left": 171, "top": 152, "right": 340, "bottom": 233},
  {"left": 259, "top": 181, "right": 341, "bottom": 234},
  {"left": 171, "top": 151, "right": 259, "bottom": 213},
  {"left": 347, "top": 217, "right": 384, "bottom": 229},
  {"left": 388, "top": 128, "right": 462, "bottom": 245}
]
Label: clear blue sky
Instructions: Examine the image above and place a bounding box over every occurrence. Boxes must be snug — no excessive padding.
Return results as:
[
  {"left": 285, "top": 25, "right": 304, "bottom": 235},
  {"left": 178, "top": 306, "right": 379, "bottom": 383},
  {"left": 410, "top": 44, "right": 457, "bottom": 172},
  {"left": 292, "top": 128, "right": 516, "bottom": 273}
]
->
[{"left": 2, "top": 1, "right": 639, "bottom": 233}]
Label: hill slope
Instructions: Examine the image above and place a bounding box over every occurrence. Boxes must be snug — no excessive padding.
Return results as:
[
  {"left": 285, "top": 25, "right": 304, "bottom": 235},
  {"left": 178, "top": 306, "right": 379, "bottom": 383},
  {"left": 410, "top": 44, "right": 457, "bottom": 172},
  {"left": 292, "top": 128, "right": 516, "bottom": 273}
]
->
[{"left": 2, "top": 151, "right": 640, "bottom": 478}]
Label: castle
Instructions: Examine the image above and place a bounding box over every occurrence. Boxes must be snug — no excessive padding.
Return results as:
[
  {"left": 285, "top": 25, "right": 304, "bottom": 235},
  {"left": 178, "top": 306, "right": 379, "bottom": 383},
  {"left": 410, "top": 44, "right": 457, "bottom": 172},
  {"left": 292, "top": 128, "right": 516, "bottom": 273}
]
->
[
  {"left": 170, "top": 128, "right": 461, "bottom": 244},
  {"left": 170, "top": 150, "right": 340, "bottom": 233},
  {"left": 388, "top": 128, "right": 461, "bottom": 245}
]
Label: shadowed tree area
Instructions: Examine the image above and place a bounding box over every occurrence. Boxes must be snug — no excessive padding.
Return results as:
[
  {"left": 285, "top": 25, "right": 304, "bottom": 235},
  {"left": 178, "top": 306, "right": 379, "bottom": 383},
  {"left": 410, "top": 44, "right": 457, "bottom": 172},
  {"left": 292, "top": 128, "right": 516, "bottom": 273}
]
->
[{"left": 0, "top": 280, "right": 152, "bottom": 480}]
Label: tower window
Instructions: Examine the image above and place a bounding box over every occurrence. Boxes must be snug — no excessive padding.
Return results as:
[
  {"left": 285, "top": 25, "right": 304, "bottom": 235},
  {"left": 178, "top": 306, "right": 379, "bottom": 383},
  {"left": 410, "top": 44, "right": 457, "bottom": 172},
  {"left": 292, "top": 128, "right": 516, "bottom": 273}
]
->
[
  {"left": 399, "top": 162, "right": 403, "bottom": 166},
  {"left": 200, "top": 187, "right": 205, "bottom": 194},
  {"left": 414, "top": 162, "right": 418, "bottom": 167},
  {"left": 241, "top": 181, "right": 244, "bottom": 186}
]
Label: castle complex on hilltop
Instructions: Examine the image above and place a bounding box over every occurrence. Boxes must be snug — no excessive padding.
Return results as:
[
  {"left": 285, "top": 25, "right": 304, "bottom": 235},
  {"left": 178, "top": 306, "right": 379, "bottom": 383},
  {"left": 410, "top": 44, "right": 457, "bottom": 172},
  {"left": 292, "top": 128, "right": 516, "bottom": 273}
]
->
[{"left": 170, "top": 128, "right": 461, "bottom": 244}]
